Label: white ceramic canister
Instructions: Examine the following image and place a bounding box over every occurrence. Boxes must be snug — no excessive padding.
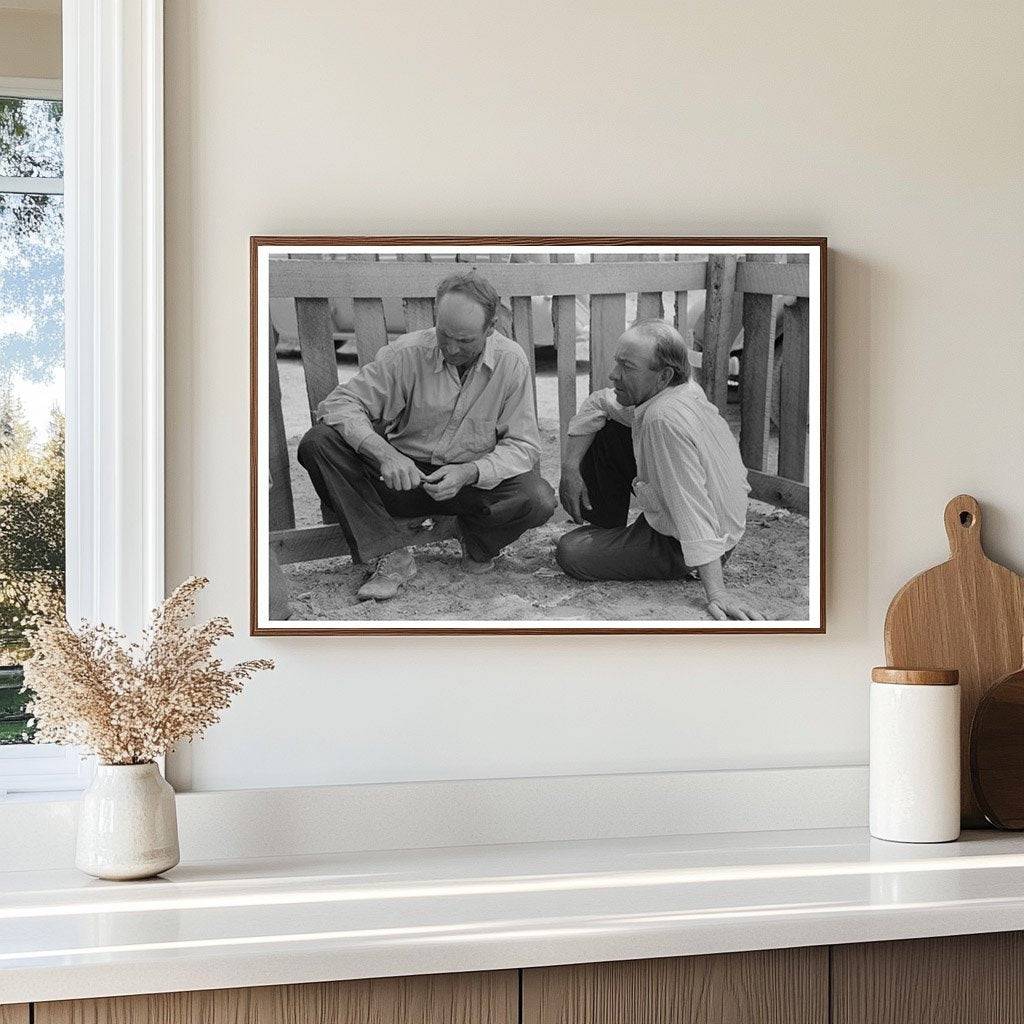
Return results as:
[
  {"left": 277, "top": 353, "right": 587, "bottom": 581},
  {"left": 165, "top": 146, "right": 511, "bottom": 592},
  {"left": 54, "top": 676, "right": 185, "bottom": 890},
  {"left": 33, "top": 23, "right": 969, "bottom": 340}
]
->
[
  {"left": 869, "top": 667, "right": 961, "bottom": 843},
  {"left": 76, "top": 762, "right": 180, "bottom": 880}
]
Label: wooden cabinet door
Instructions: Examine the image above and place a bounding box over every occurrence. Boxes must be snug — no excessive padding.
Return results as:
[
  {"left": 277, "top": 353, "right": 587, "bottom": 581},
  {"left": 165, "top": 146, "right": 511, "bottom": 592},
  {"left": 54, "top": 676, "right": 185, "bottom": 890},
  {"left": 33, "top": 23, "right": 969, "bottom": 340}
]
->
[
  {"left": 523, "top": 948, "right": 828, "bottom": 1024},
  {"left": 832, "top": 932, "right": 1024, "bottom": 1024},
  {"left": 35, "top": 971, "right": 517, "bottom": 1024},
  {"left": 0, "top": 1006, "right": 29, "bottom": 1024}
]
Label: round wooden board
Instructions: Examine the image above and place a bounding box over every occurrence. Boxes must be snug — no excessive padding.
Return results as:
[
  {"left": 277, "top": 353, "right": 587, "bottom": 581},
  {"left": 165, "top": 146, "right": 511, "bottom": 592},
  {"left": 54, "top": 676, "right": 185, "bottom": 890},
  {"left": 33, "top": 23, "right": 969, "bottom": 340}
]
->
[{"left": 970, "top": 664, "right": 1024, "bottom": 829}]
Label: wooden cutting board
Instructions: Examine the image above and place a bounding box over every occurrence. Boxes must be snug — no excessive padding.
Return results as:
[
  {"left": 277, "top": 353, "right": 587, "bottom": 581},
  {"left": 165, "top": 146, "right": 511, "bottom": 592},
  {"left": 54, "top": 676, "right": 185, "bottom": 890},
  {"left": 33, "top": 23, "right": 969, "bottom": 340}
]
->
[{"left": 884, "top": 494, "right": 1024, "bottom": 826}]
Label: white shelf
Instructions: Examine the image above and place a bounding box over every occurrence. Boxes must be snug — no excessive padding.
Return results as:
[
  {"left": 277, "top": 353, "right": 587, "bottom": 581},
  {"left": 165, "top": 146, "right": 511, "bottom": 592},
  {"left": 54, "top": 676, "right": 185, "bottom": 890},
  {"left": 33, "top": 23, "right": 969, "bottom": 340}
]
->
[{"left": 4, "top": 827, "right": 1024, "bottom": 1004}]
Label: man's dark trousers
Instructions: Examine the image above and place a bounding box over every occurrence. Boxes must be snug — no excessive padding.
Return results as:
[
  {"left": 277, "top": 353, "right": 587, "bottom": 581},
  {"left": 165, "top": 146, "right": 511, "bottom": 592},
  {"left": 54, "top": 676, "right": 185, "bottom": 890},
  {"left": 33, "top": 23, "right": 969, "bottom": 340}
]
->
[
  {"left": 298, "top": 423, "right": 556, "bottom": 564},
  {"left": 555, "top": 420, "right": 711, "bottom": 582}
]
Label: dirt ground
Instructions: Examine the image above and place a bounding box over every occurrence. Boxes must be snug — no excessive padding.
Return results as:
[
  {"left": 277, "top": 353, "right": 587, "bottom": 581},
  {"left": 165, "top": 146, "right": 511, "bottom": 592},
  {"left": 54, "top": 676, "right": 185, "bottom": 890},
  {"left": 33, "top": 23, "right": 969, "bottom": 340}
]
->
[{"left": 276, "top": 353, "right": 810, "bottom": 623}]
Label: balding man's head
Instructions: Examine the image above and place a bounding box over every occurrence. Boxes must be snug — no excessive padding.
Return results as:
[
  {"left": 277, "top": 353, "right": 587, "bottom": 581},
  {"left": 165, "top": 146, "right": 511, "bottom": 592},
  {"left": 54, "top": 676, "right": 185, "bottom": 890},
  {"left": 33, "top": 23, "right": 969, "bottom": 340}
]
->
[
  {"left": 434, "top": 270, "right": 500, "bottom": 369},
  {"left": 608, "top": 319, "right": 691, "bottom": 407},
  {"left": 623, "top": 319, "right": 690, "bottom": 386}
]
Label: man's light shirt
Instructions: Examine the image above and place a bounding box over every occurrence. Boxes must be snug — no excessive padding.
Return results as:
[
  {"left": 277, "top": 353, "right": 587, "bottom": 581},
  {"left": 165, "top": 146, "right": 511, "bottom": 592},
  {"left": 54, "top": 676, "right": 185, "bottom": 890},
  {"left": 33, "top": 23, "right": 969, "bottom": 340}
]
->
[
  {"left": 317, "top": 329, "right": 540, "bottom": 489},
  {"left": 568, "top": 382, "right": 750, "bottom": 565}
]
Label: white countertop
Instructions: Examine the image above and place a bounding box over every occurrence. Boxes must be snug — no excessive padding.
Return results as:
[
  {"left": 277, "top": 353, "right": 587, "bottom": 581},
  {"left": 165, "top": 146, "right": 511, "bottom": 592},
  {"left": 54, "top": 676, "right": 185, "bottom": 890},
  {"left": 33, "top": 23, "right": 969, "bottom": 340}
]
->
[{"left": 4, "top": 826, "right": 1024, "bottom": 1005}]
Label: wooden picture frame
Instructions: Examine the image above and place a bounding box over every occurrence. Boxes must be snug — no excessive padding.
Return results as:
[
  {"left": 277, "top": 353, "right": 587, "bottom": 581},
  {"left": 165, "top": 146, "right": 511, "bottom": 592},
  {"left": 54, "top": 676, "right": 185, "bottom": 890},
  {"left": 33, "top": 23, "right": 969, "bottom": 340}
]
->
[{"left": 250, "top": 237, "right": 827, "bottom": 635}]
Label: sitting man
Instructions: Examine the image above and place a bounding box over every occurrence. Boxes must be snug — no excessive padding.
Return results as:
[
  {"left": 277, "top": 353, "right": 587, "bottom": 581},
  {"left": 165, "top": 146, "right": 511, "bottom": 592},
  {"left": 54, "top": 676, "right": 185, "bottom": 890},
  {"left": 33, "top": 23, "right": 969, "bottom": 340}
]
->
[
  {"left": 298, "top": 270, "right": 556, "bottom": 600},
  {"left": 556, "top": 319, "right": 764, "bottom": 622}
]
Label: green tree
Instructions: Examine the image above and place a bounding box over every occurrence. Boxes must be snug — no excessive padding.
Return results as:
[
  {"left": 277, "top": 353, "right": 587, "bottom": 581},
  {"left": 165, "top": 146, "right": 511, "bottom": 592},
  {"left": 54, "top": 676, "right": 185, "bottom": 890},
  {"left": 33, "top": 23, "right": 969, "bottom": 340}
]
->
[
  {"left": 0, "top": 397, "right": 65, "bottom": 742},
  {"left": 0, "top": 392, "right": 33, "bottom": 449}
]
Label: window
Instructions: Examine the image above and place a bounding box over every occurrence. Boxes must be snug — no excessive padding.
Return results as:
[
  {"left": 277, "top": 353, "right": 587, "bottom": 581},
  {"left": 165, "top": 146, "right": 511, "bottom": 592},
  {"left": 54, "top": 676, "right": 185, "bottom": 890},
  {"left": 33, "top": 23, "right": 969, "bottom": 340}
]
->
[
  {"left": 0, "top": 6, "right": 166, "bottom": 796},
  {"left": 0, "top": 80, "right": 88, "bottom": 798}
]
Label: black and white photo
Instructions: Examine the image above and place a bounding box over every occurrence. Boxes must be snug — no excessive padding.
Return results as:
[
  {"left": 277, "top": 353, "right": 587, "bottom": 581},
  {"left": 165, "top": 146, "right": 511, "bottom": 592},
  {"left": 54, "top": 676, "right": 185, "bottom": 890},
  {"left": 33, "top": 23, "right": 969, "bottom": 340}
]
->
[{"left": 251, "top": 239, "right": 825, "bottom": 634}]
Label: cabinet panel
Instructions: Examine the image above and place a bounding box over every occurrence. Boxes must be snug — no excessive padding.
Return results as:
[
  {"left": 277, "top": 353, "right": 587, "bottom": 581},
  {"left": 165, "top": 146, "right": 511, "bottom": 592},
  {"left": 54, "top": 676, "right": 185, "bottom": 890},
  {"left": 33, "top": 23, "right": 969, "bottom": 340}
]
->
[
  {"left": 832, "top": 932, "right": 1024, "bottom": 1024},
  {"left": 0, "top": 1006, "right": 29, "bottom": 1024},
  {"left": 35, "top": 971, "right": 517, "bottom": 1024},
  {"left": 522, "top": 948, "right": 828, "bottom": 1024}
]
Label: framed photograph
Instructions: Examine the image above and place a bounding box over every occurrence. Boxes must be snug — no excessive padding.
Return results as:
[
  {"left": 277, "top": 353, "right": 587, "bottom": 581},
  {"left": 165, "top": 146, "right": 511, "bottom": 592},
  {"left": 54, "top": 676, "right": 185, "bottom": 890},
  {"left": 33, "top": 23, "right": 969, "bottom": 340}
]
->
[{"left": 250, "top": 237, "right": 826, "bottom": 635}]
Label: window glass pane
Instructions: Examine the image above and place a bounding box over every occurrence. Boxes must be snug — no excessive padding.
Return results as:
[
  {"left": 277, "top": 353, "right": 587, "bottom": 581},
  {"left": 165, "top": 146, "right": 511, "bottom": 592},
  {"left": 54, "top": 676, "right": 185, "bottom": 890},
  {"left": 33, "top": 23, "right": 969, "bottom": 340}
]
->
[
  {"left": 0, "top": 98, "right": 63, "bottom": 179},
  {"left": 0, "top": 188, "right": 65, "bottom": 744}
]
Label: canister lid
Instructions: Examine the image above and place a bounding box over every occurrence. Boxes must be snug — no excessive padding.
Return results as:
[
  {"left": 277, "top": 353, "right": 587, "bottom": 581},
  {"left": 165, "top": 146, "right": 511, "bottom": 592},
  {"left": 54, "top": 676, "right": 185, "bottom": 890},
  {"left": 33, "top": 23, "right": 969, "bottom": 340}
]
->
[{"left": 871, "top": 667, "right": 959, "bottom": 686}]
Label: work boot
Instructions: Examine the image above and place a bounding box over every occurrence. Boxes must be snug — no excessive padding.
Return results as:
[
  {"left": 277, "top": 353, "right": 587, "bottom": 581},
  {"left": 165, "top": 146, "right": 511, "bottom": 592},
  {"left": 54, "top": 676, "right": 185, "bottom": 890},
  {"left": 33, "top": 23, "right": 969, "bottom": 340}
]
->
[
  {"left": 456, "top": 528, "right": 496, "bottom": 574},
  {"left": 462, "top": 552, "right": 496, "bottom": 574},
  {"left": 356, "top": 548, "right": 417, "bottom": 600}
]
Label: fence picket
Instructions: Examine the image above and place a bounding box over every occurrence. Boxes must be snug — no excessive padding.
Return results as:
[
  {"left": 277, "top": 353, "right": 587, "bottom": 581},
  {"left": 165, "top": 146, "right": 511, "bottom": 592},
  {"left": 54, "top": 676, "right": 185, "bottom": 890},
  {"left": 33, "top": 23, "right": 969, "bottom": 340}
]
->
[
  {"left": 267, "top": 323, "right": 295, "bottom": 531},
  {"left": 510, "top": 296, "right": 538, "bottom": 416},
  {"left": 294, "top": 297, "right": 340, "bottom": 524},
  {"left": 352, "top": 299, "right": 389, "bottom": 366},
  {"left": 589, "top": 254, "right": 626, "bottom": 392},
  {"left": 549, "top": 253, "right": 577, "bottom": 454},
  {"left": 347, "top": 255, "right": 389, "bottom": 366},
  {"left": 739, "top": 291, "right": 775, "bottom": 471},
  {"left": 778, "top": 296, "right": 810, "bottom": 481},
  {"left": 675, "top": 291, "right": 689, "bottom": 337},
  {"left": 700, "top": 254, "right": 738, "bottom": 413},
  {"left": 509, "top": 254, "right": 538, "bottom": 399},
  {"left": 636, "top": 253, "right": 664, "bottom": 321},
  {"left": 739, "top": 254, "right": 777, "bottom": 472},
  {"left": 552, "top": 295, "right": 577, "bottom": 454},
  {"left": 398, "top": 253, "right": 435, "bottom": 331},
  {"left": 294, "top": 297, "right": 339, "bottom": 421}
]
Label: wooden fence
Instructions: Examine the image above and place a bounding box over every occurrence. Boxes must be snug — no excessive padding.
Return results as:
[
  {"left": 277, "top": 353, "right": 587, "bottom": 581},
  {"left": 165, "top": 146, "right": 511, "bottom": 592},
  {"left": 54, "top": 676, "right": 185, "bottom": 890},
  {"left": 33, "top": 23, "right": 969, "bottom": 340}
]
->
[{"left": 265, "top": 254, "right": 812, "bottom": 565}]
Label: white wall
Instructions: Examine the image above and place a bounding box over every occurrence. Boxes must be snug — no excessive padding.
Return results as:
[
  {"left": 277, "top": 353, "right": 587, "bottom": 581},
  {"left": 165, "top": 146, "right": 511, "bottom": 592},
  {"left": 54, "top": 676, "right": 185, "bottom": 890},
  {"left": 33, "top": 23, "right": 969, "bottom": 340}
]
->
[
  {"left": 0, "top": 6, "right": 61, "bottom": 80},
  {"left": 164, "top": 0, "right": 1024, "bottom": 792}
]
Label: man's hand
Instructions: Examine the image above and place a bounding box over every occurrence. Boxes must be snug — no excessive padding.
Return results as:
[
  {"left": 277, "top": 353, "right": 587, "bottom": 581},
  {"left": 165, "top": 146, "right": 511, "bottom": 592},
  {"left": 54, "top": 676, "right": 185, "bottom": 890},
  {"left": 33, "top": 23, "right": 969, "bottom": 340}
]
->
[
  {"left": 422, "top": 463, "right": 479, "bottom": 502},
  {"left": 706, "top": 594, "right": 766, "bottom": 622},
  {"left": 559, "top": 469, "right": 592, "bottom": 525},
  {"left": 379, "top": 452, "right": 424, "bottom": 492},
  {"left": 696, "top": 556, "right": 765, "bottom": 621}
]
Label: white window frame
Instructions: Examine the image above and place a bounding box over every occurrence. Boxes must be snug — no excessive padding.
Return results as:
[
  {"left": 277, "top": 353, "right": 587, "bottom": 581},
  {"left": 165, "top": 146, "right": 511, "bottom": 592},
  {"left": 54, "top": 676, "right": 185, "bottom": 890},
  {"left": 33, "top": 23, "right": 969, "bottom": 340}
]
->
[
  {"left": 0, "top": 75, "right": 82, "bottom": 797},
  {"left": 0, "top": 77, "right": 61, "bottom": 101},
  {"left": 0, "top": 77, "right": 64, "bottom": 194},
  {"left": 0, "top": 0, "right": 164, "bottom": 799}
]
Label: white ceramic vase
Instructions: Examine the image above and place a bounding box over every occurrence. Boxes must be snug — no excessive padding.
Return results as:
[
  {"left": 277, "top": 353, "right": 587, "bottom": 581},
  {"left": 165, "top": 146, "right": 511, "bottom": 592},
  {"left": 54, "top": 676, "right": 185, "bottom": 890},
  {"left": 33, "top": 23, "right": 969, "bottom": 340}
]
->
[{"left": 76, "top": 762, "right": 180, "bottom": 880}]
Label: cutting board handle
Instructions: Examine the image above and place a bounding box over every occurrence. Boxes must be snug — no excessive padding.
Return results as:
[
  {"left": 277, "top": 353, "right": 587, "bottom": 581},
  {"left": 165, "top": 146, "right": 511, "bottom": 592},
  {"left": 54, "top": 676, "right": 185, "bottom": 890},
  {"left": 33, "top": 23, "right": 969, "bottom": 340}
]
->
[{"left": 944, "top": 494, "right": 983, "bottom": 558}]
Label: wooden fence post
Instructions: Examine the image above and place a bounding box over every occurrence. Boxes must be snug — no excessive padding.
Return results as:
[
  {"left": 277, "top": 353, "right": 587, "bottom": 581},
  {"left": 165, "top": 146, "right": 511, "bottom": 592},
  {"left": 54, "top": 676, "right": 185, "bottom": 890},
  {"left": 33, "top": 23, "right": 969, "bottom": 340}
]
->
[
  {"left": 739, "top": 254, "right": 777, "bottom": 471},
  {"left": 267, "top": 323, "right": 295, "bottom": 531},
  {"left": 701, "top": 254, "right": 738, "bottom": 413},
  {"left": 778, "top": 295, "right": 810, "bottom": 481}
]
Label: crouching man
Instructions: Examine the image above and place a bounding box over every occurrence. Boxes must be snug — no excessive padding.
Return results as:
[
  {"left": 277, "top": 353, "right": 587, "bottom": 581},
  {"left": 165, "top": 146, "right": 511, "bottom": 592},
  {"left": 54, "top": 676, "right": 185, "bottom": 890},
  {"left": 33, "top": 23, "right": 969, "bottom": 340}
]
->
[
  {"left": 556, "top": 319, "right": 764, "bottom": 621},
  {"left": 298, "top": 270, "right": 556, "bottom": 601}
]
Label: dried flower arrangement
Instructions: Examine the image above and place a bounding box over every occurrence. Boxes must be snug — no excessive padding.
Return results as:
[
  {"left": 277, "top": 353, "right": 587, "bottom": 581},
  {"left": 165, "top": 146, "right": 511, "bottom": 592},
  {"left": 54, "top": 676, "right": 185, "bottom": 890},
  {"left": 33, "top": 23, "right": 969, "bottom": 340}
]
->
[{"left": 22, "top": 576, "right": 273, "bottom": 765}]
